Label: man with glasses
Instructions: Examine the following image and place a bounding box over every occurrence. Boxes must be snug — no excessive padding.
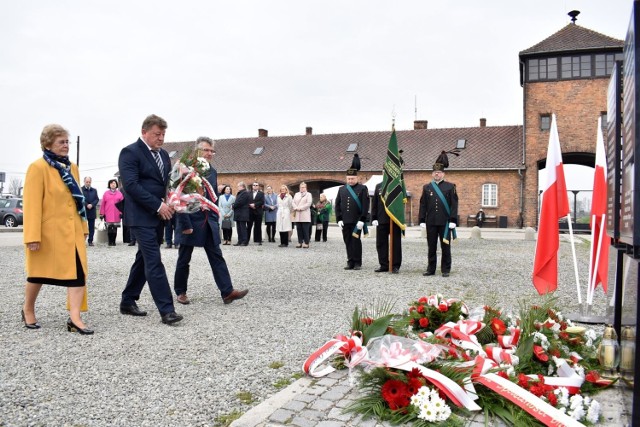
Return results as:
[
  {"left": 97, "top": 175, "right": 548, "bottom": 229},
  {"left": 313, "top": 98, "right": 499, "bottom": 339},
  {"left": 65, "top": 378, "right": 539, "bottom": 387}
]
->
[
  {"left": 247, "top": 182, "right": 265, "bottom": 245},
  {"left": 173, "top": 137, "right": 248, "bottom": 305}
]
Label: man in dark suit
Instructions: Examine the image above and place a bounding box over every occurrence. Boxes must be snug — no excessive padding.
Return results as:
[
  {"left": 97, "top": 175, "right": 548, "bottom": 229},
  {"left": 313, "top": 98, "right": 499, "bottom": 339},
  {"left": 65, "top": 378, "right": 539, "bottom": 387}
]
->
[
  {"left": 173, "top": 137, "right": 248, "bottom": 305},
  {"left": 335, "top": 154, "right": 370, "bottom": 271},
  {"left": 419, "top": 151, "right": 459, "bottom": 277},
  {"left": 371, "top": 182, "right": 402, "bottom": 274},
  {"left": 232, "top": 182, "right": 250, "bottom": 246},
  {"left": 247, "top": 182, "right": 264, "bottom": 245},
  {"left": 82, "top": 176, "right": 99, "bottom": 246},
  {"left": 118, "top": 114, "right": 183, "bottom": 325}
]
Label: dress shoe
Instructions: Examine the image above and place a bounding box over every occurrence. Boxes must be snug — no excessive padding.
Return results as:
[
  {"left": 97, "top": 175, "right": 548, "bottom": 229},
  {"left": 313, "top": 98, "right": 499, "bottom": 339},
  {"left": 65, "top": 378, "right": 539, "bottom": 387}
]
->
[
  {"left": 278, "top": 244, "right": 287, "bottom": 247},
  {"left": 128, "top": 242, "right": 136, "bottom": 246},
  {"left": 344, "top": 265, "right": 354, "bottom": 270},
  {"left": 442, "top": 272, "right": 450, "bottom": 277},
  {"left": 354, "top": 265, "right": 361, "bottom": 270},
  {"left": 302, "top": 243, "right": 309, "bottom": 248},
  {"left": 223, "top": 289, "right": 249, "bottom": 304},
  {"left": 166, "top": 244, "right": 173, "bottom": 249},
  {"left": 374, "top": 267, "right": 388, "bottom": 273},
  {"left": 161, "top": 312, "right": 183, "bottom": 325},
  {"left": 233, "top": 243, "right": 242, "bottom": 246},
  {"left": 88, "top": 242, "right": 94, "bottom": 247},
  {"left": 120, "top": 304, "right": 148, "bottom": 316},
  {"left": 295, "top": 244, "right": 302, "bottom": 248},
  {"left": 67, "top": 318, "right": 94, "bottom": 335},
  {"left": 21, "top": 309, "right": 41, "bottom": 330},
  {"left": 258, "top": 242, "right": 262, "bottom": 246},
  {"left": 241, "top": 243, "right": 248, "bottom": 246},
  {"left": 392, "top": 267, "right": 400, "bottom": 274},
  {"left": 423, "top": 271, "right": 435, "bottom": 276},
  {"left": 176, "top": 293, "right": 190, "bottom": 305}
]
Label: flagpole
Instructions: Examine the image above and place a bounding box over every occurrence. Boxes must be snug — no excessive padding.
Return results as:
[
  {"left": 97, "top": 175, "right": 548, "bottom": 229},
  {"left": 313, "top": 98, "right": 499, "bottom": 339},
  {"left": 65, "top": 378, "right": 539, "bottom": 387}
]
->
[
  {"left": 566, "top": 213, "right": 582, "bottom": 305},
  {"left": 389, "top": 222, "right": 394, "bottom": 272},
  {"left": 588, "top": 214, "right": 606, "bottom": 305},
  {"left": 586, "top": 213, "right": 596, "bottom": 305}
]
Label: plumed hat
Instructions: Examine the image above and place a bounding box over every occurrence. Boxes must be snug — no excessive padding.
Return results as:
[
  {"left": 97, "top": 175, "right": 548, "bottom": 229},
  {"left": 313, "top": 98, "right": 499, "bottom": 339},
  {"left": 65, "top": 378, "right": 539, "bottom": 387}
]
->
[
  {"left": 347, "top": 153, "right": 361, "bottom": 176},
  {"left": 433, "top": 149, "right": 460, "bottom": 171}
]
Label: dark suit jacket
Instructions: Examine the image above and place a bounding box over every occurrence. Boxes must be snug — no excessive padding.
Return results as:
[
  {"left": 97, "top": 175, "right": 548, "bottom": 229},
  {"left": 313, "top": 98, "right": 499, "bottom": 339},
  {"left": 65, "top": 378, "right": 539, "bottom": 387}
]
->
[
  {"left": 82, "top": 186, "right": 99, "bottom": 220},
  {"left": 250, "top": 190, "right": 265, "bottom": 220},
  {"left": 371, "top": 183, "right": 390, "bottom": 225},
  {"left": 418, "top": 180, "right": 458, "bottom": 226},
  {"left": 176, "top": 166, "right": 219, "bottom": 247},
  {"left": 232, "top": 189, "right": 251, "bottom": 221},
  {"left": 118, "top": 138, "right": 171, "bottom": 227}
]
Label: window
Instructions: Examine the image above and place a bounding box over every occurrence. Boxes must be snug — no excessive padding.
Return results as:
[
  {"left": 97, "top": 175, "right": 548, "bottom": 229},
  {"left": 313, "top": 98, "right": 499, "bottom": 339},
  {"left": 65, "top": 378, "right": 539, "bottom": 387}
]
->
[
  {"left": 529, "top": 53, "right": 622, "bottom": 82},
  {"left": 456, "top": 139, "right": 466, "bottom": 149},
  {"left": 527, "top": 58, "right": 557, "bottom": 81},
  {"left": 482, "top": 184, "right": 498, "bottom": 207},
  {"left": 601, "top": 112, "right": 608, "bottom": 130},
  {"left": 346, "top": 143, "right": 358, "bottom": 152},
  {"left": 253, "top": 147, "right": 264, "bottom": 155},
  {"left": 168, "top": 150, "right": 177, "bottom": 158},
  {"left": 540, "top": 114, "right": 551, "bottom": 131}
]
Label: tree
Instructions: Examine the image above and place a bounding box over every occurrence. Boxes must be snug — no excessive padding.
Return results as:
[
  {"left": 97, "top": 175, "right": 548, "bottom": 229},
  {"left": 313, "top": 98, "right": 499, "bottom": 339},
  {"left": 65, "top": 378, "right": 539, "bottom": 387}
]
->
[{"left": 8, "top": 177, "right": 23, "bottom": 196}]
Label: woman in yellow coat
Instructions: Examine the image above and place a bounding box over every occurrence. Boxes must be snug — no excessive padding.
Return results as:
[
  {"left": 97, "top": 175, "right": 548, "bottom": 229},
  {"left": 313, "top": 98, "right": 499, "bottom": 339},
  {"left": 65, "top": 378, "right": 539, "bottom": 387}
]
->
[{"left": 22, "top": 124, "right": 93, "bottom": 334}]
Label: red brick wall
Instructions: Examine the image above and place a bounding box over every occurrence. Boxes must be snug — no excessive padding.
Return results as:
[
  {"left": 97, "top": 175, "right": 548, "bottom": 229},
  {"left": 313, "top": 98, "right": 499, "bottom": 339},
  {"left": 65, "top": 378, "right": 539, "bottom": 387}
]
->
[{"left": 522, "top": 78, "right": 608, "bottom": 227}]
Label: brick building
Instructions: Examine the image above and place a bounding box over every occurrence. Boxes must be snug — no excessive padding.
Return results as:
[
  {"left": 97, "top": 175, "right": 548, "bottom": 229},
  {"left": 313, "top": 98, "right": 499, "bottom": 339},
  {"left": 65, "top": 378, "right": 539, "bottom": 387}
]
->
[{"left": 163, "top": 15, "right": 623, "bottom": 229}]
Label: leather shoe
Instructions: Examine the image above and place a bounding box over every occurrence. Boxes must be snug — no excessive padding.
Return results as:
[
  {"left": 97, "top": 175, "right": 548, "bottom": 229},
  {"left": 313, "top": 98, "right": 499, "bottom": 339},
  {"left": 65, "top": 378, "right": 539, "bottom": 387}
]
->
[
  {"left": 233, "top": 243, "right": 242, "bottom": 246},
  {"left": 120, "top": 304, "right": 148, "bottom": 316},
  {"left": 374, "top": 267, "right": 388, "bottom": 273},
  {"left": 88, "top": 242, "right": 94, "bottom": 246},
  {"left": 354, "top": 265, "right": 361, "bottom": 270},
  {"left": 442, "top": 272, "right": 450, "bottom": 277},
  {"left": 392, "top": 268, "right": 400, "bottom": 274},
  {"left": 128, "top": 242, "right": 136, "bottom": 246},
  {"left": 223, "top": 289, "right": 249, "bottom": 304},
  {"left": 161, "top": 311, "right": 183, "bottom": 325},
  {"left": 176, "top": 293, "right": 190, "bottom": 304},
  {"left": 166, "top": 244, "right": 172, "bottom": 249},
  {"left": 344, "top": 265, "right": 354, "bottom": 270},
  {"left": 423, "top": 271, "right": 435, "bottom": 276}
]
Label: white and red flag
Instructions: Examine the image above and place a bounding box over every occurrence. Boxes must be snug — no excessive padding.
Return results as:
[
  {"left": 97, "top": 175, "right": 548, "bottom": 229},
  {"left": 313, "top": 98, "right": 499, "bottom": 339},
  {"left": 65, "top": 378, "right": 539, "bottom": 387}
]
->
[
  {"left": 588, "top": 117, "right": 609, "bottom": 298},
  {"left": 532, "top": 114, "right": 570, "bottom": 295}
]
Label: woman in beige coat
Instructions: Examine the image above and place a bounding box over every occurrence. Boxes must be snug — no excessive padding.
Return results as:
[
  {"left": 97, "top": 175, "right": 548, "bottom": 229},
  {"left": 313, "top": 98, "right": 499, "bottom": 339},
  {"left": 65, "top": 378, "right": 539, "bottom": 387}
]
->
[
  {"left": 275, "top": 184, "right": 293, "bottom": 247},
  {"left": 22, "top": 124, "right": 93, "bottom": 334},
  {"left": 292, "top": 182, "right": 313, "bottom": 248}
]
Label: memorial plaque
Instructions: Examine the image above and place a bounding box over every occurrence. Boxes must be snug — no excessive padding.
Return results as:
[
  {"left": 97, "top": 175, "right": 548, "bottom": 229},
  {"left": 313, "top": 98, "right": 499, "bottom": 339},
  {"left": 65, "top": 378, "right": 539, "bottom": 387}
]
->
[
  {"left": 607, "top": 62, "right": 622, "bottom": 239},
  {"left": 621, "top": 7, "right": 640, "bottom": 247}
]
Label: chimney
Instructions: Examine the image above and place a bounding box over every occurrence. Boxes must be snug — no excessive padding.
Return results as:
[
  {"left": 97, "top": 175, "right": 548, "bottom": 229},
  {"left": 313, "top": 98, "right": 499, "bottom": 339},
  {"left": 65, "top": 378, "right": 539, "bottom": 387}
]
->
[
  {"left": 480, "top": 118, "right": 487, "bottom": 127},
  {"left": 414, "top": 120, "right": 428, "bottom": 130},
  {"left": 258, "top": 128, "right": 268, "bottom": 137},
  {"left": 306, "top": 127, "right": 312, "bottom": 135}
]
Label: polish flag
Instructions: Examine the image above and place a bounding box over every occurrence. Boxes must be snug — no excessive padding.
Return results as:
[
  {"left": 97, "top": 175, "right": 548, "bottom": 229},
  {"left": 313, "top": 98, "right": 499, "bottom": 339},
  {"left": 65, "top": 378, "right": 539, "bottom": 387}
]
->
[
  {"left": 532, "top": 114, "right": 570, "bottom": 295},
  {"left": 588, "top": 117, "right": 609, "bottom": 294}
]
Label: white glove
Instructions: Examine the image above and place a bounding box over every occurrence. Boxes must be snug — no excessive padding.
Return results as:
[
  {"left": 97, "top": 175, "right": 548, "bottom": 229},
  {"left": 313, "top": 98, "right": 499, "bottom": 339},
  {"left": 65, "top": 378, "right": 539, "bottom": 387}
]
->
[
  {"left": 420, "top": 223, "right": 426, "bottom": 229},
  {"left": 356, "top": 221, "right": 364, "bottom": 230},
  {"left": 371, "top": 220, "right": 379, "bottom": 227},
  {"left": 338, "top": 220, "right": 344, "bottom": 229},
  {"left": 449, "top": 222, "right": 456, "bottom": 229}
]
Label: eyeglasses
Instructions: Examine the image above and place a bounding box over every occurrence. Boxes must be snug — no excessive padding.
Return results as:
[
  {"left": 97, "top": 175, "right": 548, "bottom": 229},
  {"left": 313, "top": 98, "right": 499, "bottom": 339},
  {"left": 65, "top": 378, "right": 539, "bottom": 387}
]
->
[
  {"left": 200, "top": 148, "right": 215, "bottom": 153},
  {"left": 55, "top": 140, "right": 70, "bottom": 145}
]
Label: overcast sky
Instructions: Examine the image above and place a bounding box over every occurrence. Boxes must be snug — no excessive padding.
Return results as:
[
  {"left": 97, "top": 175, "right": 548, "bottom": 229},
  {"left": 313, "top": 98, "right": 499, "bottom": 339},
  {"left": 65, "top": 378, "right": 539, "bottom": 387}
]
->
[{"left": 0, "top": 0, "right": 632, "bottom": 192}]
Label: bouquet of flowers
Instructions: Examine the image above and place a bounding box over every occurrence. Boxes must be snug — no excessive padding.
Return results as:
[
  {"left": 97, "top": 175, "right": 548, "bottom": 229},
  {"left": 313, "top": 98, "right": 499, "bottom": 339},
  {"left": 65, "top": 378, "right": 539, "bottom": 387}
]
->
[
  {"left": 304, "top": 296, "right": 613, "bottom": 426},
  {"left": 167, "top": 148, "right": 218, "bottom": 213}
]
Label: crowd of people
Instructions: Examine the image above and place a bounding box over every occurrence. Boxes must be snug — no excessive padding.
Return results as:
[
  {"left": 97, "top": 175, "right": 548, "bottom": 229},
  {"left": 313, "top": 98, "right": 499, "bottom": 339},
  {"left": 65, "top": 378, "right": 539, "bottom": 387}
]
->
[{"left": 20, "top": 114, "right": 460, "bottom": 334}]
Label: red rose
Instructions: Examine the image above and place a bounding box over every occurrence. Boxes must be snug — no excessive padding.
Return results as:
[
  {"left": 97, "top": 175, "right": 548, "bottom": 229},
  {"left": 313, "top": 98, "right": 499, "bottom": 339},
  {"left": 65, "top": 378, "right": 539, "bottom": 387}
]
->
[
  {"left": 361, "top": 317, "right": 373, "bottom": 325},
  {"left": 549, "top": 348, "right": 561, "bottom": 358},
  {"left": 437, "top": 302, "right": 449, "bottom": 312},
  {"left": 533, "top": 345, "right": 549, "bottom": 362},
  {"left": 419, "top": 317, "right": 429, "bottom": 328},
  {"left": 490, "top": 318, "right": 507, "bottom": 335},
  {"left": 417, "top": 305, "right": 425, "bottom": 313},
  {"left": 546, "top": 391, "right": 558, "bottom": 407},
  {"left": 418, "top": 297, "right": 428, "bottom": 303},
  {"left": 518, "top": 373, "right": 529, "bottom": 388}
]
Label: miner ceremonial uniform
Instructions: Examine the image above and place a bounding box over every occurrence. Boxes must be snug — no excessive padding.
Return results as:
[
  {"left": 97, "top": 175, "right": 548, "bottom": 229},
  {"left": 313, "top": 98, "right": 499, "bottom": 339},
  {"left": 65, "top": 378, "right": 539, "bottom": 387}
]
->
[
  {"left": 335, "top": 154, "right": 370, "bottom": 270},
  {"left": 418, "top": 150, "right": 459, "bottom": 276}
]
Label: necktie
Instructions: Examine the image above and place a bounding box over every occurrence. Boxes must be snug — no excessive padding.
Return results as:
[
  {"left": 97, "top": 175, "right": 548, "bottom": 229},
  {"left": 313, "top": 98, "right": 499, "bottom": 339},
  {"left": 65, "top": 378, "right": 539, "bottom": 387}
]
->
[{"left": 151, "top": 150, "right": 164, "bottom": 174}]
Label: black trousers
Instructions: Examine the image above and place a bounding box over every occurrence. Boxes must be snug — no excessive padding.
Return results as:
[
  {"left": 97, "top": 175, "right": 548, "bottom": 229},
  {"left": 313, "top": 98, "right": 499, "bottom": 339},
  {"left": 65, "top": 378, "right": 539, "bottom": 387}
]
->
[
  {"left": 236, "top": 221, "right": 248, "bottom": 244},
  {"left": 279, "top": 231, "right": 289, "bottom": 246},
  {"left": 222, "top": 226, "right": 233, "bottom": 241},
  {"left": 247, "top": 218, "right": 262, "bottom": 243},
  {"left": 341, "top": 224, "right": 362, "bottom": 267},
  {"left": 426, "top": 225, "right": 452, "bottom": 273},
  {"left": 314, "top": 221, "right": 329, "bottom": 242},
  {"left": 296, "top": 222, "right": 310, "bottom": 244},
  {"left": 376, "top": 222, "right": 402, "bottom": 270},
  {"left": 107, "top": 224, "right": 118, "bottom": 246},
  {"left": 265, "top": 222, "right": 276, "bottom": 242}
]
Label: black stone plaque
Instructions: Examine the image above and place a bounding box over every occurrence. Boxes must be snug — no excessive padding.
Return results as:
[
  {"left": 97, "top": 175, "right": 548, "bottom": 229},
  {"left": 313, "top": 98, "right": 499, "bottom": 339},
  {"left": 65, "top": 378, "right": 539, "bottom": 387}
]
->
[{"left": 607, "top": 61, "right": 622, "bottom": 239}]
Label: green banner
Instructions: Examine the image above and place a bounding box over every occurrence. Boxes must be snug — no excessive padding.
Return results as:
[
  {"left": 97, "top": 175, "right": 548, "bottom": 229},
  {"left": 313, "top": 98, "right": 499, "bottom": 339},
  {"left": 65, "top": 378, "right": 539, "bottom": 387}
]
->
[{"left": 380, "top": 128, "right": 406, "bottom": 230}]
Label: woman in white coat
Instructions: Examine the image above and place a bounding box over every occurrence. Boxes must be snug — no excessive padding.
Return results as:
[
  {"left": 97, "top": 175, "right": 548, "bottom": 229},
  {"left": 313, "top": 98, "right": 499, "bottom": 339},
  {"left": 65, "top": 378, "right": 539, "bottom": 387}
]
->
[
  {"left": 292, "top": 182, "right": 313, "bottom": 248},
  {"left": 275, "top": 184, "right": 293, "bottom": 247}
]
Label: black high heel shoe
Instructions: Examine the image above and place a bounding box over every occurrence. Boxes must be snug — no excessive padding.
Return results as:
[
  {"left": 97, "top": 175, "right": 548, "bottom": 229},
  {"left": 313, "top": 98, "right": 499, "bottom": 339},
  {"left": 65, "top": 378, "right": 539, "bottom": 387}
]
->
[
  {"left": 21, "top": 309, "right": 41, "bottom": 329},
  {"left": 66, "top": 318, "right": 94, "bottom": 335}
]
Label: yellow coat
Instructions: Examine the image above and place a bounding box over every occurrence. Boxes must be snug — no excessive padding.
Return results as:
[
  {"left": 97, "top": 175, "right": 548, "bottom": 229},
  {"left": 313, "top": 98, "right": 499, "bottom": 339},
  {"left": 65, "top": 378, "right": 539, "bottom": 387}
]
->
[{"left": 23, "top": 158, "right": 89, "bottom": 310}]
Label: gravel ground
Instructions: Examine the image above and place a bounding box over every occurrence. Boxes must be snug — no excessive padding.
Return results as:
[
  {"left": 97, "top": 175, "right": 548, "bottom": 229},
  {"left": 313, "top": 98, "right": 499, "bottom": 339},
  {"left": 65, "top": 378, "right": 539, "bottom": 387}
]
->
[{"left": 0, "top": 227, "right": 612, "bottom": 426}]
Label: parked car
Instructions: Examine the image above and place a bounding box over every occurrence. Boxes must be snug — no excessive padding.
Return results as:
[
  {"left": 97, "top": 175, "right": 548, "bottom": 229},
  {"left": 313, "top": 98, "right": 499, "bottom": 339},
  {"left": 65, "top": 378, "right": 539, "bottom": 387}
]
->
[{"left": 0, "top": 198, "right": 23, "bottom": 227}]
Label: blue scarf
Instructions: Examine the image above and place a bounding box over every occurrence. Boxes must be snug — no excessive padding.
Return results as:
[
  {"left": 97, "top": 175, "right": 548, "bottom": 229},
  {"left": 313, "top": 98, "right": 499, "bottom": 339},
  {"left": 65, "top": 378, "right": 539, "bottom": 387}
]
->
[{"left": 42, "top": 149, "right": 87, "bottom": 221}]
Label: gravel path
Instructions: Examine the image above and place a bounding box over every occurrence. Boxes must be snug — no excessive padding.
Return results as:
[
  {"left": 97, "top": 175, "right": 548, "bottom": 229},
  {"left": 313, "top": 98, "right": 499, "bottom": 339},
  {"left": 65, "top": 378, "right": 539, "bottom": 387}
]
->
[{"left": 0, "top": 227, "right": 609, "bottom": 426}]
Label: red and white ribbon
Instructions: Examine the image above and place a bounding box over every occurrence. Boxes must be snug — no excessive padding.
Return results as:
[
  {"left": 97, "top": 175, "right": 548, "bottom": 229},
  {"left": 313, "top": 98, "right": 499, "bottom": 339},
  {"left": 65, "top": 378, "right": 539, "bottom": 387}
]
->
[
  {"left": 168, "top": 170, "right": 219, "bottom": 215},
  {"left": 497, "top": 326, "right": 521, "bottom": 349},
  {"left": 435, "top": 320, "right": 485, "bottom": 354}
]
